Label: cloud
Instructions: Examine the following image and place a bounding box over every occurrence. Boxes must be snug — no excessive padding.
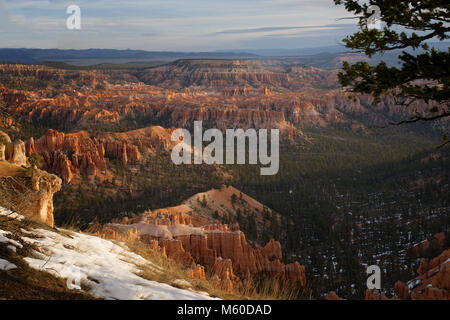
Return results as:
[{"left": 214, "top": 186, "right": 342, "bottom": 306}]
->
[
  {"left": 0, "top": 0, "right": 359, "bottom": 51},
  {"left": 213, "top": 24, "right": 353, "bottom": 35}
]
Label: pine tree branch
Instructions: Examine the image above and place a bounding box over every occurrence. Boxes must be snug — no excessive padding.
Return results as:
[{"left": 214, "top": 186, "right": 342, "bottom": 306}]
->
[{"left": 379, "top": 112, "right": 450, "bottom": 128}]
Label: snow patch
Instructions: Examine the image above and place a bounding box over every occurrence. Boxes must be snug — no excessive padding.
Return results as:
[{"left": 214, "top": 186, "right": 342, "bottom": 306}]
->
[
  {"left": 0, "top": 229, "right": 23, "bottom": 248},
  {"left": 21, "top": 228, "right": 216, "bottom": 300},
  {"left": 0, "top": 207, "right": 24, "bottom": 221},
  {"left": 0, "top": 258, "right": 17, "bottom": 271}
]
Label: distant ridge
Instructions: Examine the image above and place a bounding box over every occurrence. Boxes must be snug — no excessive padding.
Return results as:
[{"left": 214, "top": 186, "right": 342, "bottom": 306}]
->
[
  {"left": 234, "top": 41, "right": 449, "bottom": 56},
  {"left": 0, "top": 42, "right": 447, "bottom": 67},
  {"left": 0, "top": 48, "right": 260, "bottom": 65},
  {"left": 216, "top": 45, "right": 348, "bottom": 56}
]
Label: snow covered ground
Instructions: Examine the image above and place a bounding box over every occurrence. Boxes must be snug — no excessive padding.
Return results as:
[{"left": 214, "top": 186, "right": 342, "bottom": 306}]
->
[
  {"left": 0, "top": 206, "right": 216, "bottom": 300},
  {"left": 0, "top": 258, "right": 17, "bottom": 271}
]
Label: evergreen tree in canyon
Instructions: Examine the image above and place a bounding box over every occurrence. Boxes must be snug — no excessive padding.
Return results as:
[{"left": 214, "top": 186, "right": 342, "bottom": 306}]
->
[{"left": 334, "top": 0, "right": 449, "bottom": 134}]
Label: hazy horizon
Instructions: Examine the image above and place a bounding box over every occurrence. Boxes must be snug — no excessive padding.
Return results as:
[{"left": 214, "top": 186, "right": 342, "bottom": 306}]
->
[{"left": 0, "top": 0, "right": 358, "bottom": 51}]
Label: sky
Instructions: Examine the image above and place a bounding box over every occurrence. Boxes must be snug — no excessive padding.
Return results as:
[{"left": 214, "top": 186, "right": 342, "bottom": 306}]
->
[{"left": 0, "top": 0, "right": 359, "bottom": 51}]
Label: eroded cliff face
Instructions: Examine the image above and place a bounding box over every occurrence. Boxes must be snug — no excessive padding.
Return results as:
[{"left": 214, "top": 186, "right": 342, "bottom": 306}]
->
[
  {"left": 136, "top": 60, "right": 293, "bottom": 89},
  {"left": 0, "top": 131, "right": 62, "bottom": 227},
  {"left": 24, "top": 126, "right": 180, "bottom": 183},
  {"left": 1, "top": 62, "right": 440, "bottom": 140},
  {"left": 5, "top": 140, "right": 27, "bottom": 166},
  {"left": 90, "top": 187, "right": 306, "bottom": 293},
  {"left": 0, "top": 131, "right": 11, "bottom": 161},
  {"left": 25, "top": 168, "right": 62, "bottom": 227},
  {"left": 26, "top": 129, "right": 107, "bottom": 183}
]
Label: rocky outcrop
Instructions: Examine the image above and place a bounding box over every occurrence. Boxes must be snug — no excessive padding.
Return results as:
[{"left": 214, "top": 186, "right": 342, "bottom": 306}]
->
[
  {"left": 0, "top": 144, "right": 5, "bottom": 161},
  {"left": 177, "top": 230, "right": 306, "bottom": 286},
  {"left": 212, "top": 258, "right": 239, "bottom": 292},
  {"left": 24, "top": 126, "right": 178, "bottom": 183},
  {"left": 0, "top": 131, "right": 10, "bottom": 161},
  {"left": 367, "top": 245, "right": 450, "bottom": 300},
  {"left": 364, "top": 289, "right": 389, "bottom": 300},
  {"left": 158, "top": 228, "right": 306, "bottom": 289},
  {"left": 181, "top": 186, "right": 287, "bottom": 245},
  {"left": 408, "top": 232, "right": 447, "bottom": 259},
  {"left": 5, "top": 140, "right": 27, "bottom": 166},
  {"left": 406, "top": 248, "right": 450, "bottom": 300},
  {"left": 326, "top": 233, "right": 450, "bottom": 300},
  {"left": 97, "top": 221, "right": 307, "bottom": 292},
  {"left": 136, "top": 60, "right": 292, "bottom": 89},
  {"left": 1, "top": 64, "right": 435, "bottom": 146},
  {"left": 91, "top": 188, "right": 307, "bottom": 293},
  {"left": 1, "top": 62, "right": 443, "bottom": 137},
  {"left": 221, "top": 87, "right": 271, "bottom": 97},
  {"left": 26, "top": 168, "right": 62, "bottom": 227},
  {"left": 113, "top": 209, "right": 195, "bottom": 226},
  {"left": 25, "top": 130, "right": 106, "bottom": 182},
  {"left": 326, "top": 291, "right": 344, "bottom": 300},
  {"left": 169, "top": 105, "right": 290, "bottom": 133},
  {"left": 0, "top": 64, "right": 106, "bottom": 85},
  {"left": 190, "top": 265, "right": 206, "bottom": 280},
  {"left": 394, "top": 281, "right": 411, "bottom": 300},
  {"left": 0, "top": 131, "right": 62, "bottom": 227}
]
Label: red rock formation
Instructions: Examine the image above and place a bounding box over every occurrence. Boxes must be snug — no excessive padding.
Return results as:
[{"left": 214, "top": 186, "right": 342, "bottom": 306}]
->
[
  {"left": 370, "top": 246, "right": 450, "bottom": 300},
  {"left": 25, "top": 130, "right": 106, "bottom": 182},
  {"left": 212, "top": 258, "right": 240, "bottom": 292},
  {"left": 221, "top": 87, "right": 270, "bottom": 97},
  {"left": 409, "top": 232, "right": 447, "bottom": 258},
  {"left": 190, "top": 265, "right": 206, "bottom": 280},
  {"left": 5, "top": 140, "right": 27, "bottom": 166},
  {"left": 394, "top": 281, "right": 411, "bottom": 300},
  {"left": 365, "top": 289, "right": 389, "bottom": 300},
  {"left": 1, "top": 62, "right": 442, "bottom": 137},
  {"left": 136, "top": 60, "right": 292, "bottom": 89},
  {"left": 23, "top": 126, "right": 177, "bottom": 182},
  {"left": 193, "top": 230, "right": 305, "bottom": 286},
  {"left": 0, "top": 132, "right": 62, "bottom": 227},
  {"left": 406, "top": 248, "right": 449, "bottom": 300},
  {"left": 159, "top": 238, "right": 196, "bottom": 267},
  {"left": 260, "top": 239, "right": 283, "bottom": 260},
  {"left": 92, "top": 190, "right": 307, "bottom": 293},
  {"left": 326, "top": 291, "right": 344, "bottom": 300},
  {"left": 98, "top": 218, "right": 307, "bottom": 289}
]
